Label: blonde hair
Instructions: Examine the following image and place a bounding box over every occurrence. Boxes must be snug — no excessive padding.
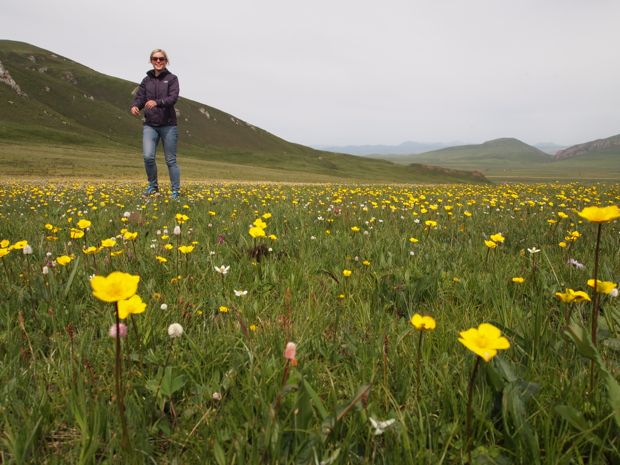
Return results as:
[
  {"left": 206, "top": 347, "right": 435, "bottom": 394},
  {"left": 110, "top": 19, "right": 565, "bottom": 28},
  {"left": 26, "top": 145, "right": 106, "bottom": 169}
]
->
[{"left": 149, "top": 49, "right": 169, "bottom": 64}]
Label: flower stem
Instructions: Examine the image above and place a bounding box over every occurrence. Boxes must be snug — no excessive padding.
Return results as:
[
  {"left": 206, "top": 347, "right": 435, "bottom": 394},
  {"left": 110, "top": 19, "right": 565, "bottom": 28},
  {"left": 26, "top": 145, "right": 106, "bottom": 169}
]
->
[
  {"left": 415, "top": 331, "right": 424, "bottom": 400},
  {"left": 114, "top": 303, "right": 130, "bottom": 452},
  {"left": 466, "top": 357, "right": 481, "bottom": 465},
  {"left": 589, "top": 223, "right": 602, "bottom": 392}
]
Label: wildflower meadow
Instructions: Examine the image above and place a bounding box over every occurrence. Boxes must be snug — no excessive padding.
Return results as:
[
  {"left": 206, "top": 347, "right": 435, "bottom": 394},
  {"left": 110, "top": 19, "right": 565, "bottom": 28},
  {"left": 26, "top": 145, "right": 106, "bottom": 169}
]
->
[{"left": 1, "top": 181, "right": 619, "bottom": 464}]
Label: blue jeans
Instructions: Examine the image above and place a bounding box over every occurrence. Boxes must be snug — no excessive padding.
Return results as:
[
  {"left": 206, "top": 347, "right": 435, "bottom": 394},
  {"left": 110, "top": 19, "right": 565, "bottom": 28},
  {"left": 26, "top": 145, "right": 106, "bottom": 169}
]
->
[{"left": 142, "top": 125, "right": 180, "bottom": 192}]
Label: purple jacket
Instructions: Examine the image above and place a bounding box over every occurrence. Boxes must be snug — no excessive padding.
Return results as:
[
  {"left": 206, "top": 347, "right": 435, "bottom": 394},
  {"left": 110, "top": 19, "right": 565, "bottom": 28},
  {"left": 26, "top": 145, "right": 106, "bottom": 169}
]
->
[{"left": 131, "top": 69, "right": 179, "bottom": 127}]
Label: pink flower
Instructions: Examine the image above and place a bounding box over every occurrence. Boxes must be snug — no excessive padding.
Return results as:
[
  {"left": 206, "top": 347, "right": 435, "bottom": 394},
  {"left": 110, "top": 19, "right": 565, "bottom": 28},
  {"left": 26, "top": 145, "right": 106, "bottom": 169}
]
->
[
  {"left": 109, "top": 323, "right": 128, "bottom": 338},
  {"left": 284, "top": 342, "right": 298, "bottom": 365}
]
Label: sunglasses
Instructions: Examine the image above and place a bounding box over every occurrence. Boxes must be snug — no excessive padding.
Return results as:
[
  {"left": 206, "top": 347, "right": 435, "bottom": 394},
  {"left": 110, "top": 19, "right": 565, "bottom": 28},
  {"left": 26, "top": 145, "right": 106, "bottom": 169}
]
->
[{"left": 151, "top": 56, "right": 167, "bottom": 62}]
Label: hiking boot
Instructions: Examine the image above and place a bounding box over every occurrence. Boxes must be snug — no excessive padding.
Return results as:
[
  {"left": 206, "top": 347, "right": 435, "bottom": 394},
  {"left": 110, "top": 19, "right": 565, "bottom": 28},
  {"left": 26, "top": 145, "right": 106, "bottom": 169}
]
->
[
  {"left": 142, "top": 185, "right": 160, "bottom": 198},
  {"left": 171, "top": 191, "right": 180, "bottom": 201}
]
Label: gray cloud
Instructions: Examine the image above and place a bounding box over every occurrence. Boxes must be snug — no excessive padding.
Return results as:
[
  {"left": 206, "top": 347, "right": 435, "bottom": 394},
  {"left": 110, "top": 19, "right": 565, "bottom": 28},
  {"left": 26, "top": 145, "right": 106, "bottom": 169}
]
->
[{"left": 4, "top": 0, "right": 620, "bottom": 146}]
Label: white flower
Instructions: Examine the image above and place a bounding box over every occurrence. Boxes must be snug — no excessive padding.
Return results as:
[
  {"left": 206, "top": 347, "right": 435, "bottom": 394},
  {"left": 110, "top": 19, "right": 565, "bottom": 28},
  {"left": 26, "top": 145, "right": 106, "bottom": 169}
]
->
[
  {"left": 409, "top": 251, "right": 415, "bottom": 256},
  {"left": 46, "top": 252, "right": 53, "bottom": 257},
  {"left": 123, "top": 211, "right": 131, "bottom": 218},
  {"left": 160, "top": 303, "right": 168, "bottom": 310},
  {"left": 527, "top": 247, "right": 541, "bottom": 254},
  {"left": 173, "top": 225, "right": 181, "bottom": 236},
  {"left": 156, "top": 230, "right": 161, "bottom": 235},
  {"left": 610, "top": 288, "right": 619, "bottom": 298},
  {"left": 567, "top": 258, "right": 585, "bottom": 270},
  {"left": 414, "top": 219, "right": 420, "bottom": 224},
  {"left": 310, "top": 235, "right": 316, "bottom": 240},
  {"left": 369, "top": 417, "right": 396, "bottom": 435},
  {"left": 22, "top": 245, "right": 33, "bottom": 255},
  {"left": 212, "top": 391, "right": 222, "bottom": 401},
  {"left": 167, "top": 323, "right": 184, "bottom": 338},
  {"left": 214, "top": 265, "right": 230, "bottom": 275},
  {"left": 234, "top": 290, "right": 248, "bottom": 297},
  {"left": 42, "top": 266, "right": 49, "bottom": 275}
]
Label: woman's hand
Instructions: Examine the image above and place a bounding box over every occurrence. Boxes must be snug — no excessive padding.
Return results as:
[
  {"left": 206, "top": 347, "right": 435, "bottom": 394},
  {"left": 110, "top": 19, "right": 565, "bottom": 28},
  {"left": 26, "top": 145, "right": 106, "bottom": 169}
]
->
[
  {"left": 130, "top": 106, "right": 141, "bottom": 116},
  {"left": 144, "top": 100, "right": 158, "bottom": 110}
]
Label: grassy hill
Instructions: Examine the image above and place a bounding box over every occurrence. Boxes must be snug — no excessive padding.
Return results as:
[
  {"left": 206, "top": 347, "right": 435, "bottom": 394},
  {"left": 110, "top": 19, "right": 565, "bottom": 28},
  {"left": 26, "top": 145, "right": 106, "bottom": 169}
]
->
[
  {"left": 0, "top": 40, "right": 486, "bottom": 184},
  {"left": 382, "top": 137, "right": 620, "bottom": 181}
]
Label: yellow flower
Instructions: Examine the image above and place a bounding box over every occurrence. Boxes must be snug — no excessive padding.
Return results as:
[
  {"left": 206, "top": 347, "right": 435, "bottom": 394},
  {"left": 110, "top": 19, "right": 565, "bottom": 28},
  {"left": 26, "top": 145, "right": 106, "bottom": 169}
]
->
[
  {"left": 123, "top": 231, "right": 138, "bottom": 241},
  {"left": 555, "top": 288, "right": 591, "bottom": 303},
  {"left": 0, "top": 239, "right": 9, "bottom": 248},
  {"left": 459, "top": 323, "right": 510, "bottom": 362},
  {"left": 410, "top": 313, "right": 436, "bottom": 331},
  {"left": 511, "top": 277, "right": 525, "bottom": 284},
  {"left": 578, "top": 205, "right": 620, "bottom": 223},
  {"left": 178, "top": 245, "right": 195, "bottom": 254},
  {"left": 351, "top": 226, "right": 361, "bottom": 232},
  {"left": 82, "top": 246, "right": 100, "bottom": 255},
  {"left": 101, "top": 238, "right": 116, "bottom": 248},
  {"left": 424, "top": 220, "right": 438, "bottom": 228},
  {"left": 155, "top": 256, "right": 168, "bottom": 263},
  {"left": 558, "top": 242, "right": 567, "bottom": 248},
  {"left": 56, "top": 255, "right": 72, "bottom": 266},
  {"left": 0, "top": 248, "right": 11, "bottom": 258},
  {"left": 11, "top": 240, "right": 28, "bottom": 250},
  {"left": 249, "top": 226, "right": 266, "bottom": 238},
  {"left": 408, "top": 237, "right": 419, "bottom": 243},
  {"left": 219, "top": 305, "right": 229, "bottom": 313},
  {"left": 268, "top": 234, "right": 277, "bottom": 240},
  {"left": 76, "top": 219, "right": 92, "bottom": 229},
  {"left": 91, "top": 271, "right": 140, "bottom": 303},
  {"left": 249, "top": 324, "right": 257, "bottom": 332},
  {"left": 164, "top": 243, "right": 174, "bottom": 250},
  {"left": 342, "top": 269, "right": 352, "bottom": 277},
  {"left": 175, "top": 213, "right": 190, "bottom": 224},
  {"left": 464, "top": 211, "right": 472, "bottom": 217},
  {"left": 70, "top": 229, "right": 85, "bottom": 239},
  {"left": 117, "top": 294, "right": 147, "bottom": 319},
  {"left": 253, "top": 218, "right": 267, "bottom": 229},
  {"left": 587, "top": 279, "right": 617, "bottom": 294},
  {"left": 362, "top": 260, "right": 370, "bottom": 266},
  {"left": 484, "top": 240, "right": 497, "bottom": 249},
  {"left": 490, "top": 233, "right": 505, "bottom": 243},
  {"left": 262, "top": 213, "right": 272, "bottom": 219},
  {"left": 111, "top": 250, "right": 124, "bottom": 257}
]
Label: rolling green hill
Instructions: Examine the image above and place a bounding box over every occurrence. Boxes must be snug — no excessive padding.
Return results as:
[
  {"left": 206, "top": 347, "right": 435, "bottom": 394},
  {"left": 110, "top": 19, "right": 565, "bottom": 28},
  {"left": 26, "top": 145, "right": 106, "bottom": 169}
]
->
[
  {"left": 0, "top": 40, "right": 486, "bottom": 184},
  {"left": 382, "top": 137, "right": 620, "bottom": 181}
]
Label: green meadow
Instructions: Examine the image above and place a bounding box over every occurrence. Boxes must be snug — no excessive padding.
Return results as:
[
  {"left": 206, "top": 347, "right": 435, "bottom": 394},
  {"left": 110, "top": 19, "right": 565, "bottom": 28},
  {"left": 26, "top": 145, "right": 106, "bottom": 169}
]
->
[{"left": 1, "top": 181, "right": 619, "bottom": 464}]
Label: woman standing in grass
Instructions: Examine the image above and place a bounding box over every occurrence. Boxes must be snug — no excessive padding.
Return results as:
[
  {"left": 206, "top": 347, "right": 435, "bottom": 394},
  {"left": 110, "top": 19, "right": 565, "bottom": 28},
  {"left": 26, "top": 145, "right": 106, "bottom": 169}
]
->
[{"left": 131, "top": 49, "right": 181, "bottom": 200}]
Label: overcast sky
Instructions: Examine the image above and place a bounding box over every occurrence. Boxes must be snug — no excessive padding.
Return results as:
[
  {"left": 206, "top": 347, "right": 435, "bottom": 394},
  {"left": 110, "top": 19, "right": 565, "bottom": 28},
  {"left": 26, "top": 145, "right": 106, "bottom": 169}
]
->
[{"left": 4, "top": 0, "right": 620, "bottom": 147}]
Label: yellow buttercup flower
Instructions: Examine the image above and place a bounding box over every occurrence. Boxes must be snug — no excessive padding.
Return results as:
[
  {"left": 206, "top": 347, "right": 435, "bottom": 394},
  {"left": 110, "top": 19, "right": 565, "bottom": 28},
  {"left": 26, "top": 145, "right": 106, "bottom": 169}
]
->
[
  {"left": 178, "top": 245, "right": 195, "bottom": 254},
  {"left": 490, "top": 233, "right": 505, "bottom": 243},
  {"left": 253, "top": 218, "right": 267, "bottom": 229},
  {"left": 70, "top": 228, "right": 85, "bottom": 239},
  {"left": 175, "top": 213, "right": 190, "bottom": 224},
  {"left": 424, "top": 220, "right": 438, "bottom": 228},
  {"left": 82, "top": 246, "right": 100, "bottom": 255},
  {"left": 219, "top": 305, "right": 229, "bottom": 313},
  {"left": 578, "top": 205, "right": 620, "bottom": 223},
  {"left": 91, "top": 271, "right": 140, "bottom": 303},
  {"left": 122, "top": 231, "right": 138, "bottom": 241},
  {"left": 555, "top": 288, "right": 591, "bottom": 303},
  {"left": 484, "top": 240, "right": 497, "bottom": 249},
  {"left": 76, "top": 219, "right": 92, "bottom": 229},
  {"left": 587, "top": 279, "right": 617, "bottom": 294},
  {"left": 459, "top": 323, "right": 510, "bottom": 362},
  {"left": 511, "top": 277, "right": 525, "bottom": 284},
  {"left": 249, "top": 226, "right": 266, "bottom": 238},
  {"left": 410, "top": 313, "right": 436, "bottom": 331},
  {"left": 0, "top": 248, "right": 11, "bottom": 258},
  {"left": 100, "top": 238, "right": 116, "bottom": 248},
  {"left": 342, "top": 269, "right": 352, "bottom": 277},
  {"left": 56, "top": 255, "right": 72, "bottom": 266},
  {"left": 155, "top": 256, "right": 168, "bottom": 263},
  {"left": 117, "top": 294, "right": 147, "bottom": 319}
]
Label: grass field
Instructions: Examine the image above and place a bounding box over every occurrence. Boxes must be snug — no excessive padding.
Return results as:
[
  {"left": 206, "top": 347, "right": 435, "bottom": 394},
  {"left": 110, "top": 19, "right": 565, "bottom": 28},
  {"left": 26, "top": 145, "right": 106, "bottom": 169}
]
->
[{"left": 1, "top": 181, "right": 619, "bottom": 464}]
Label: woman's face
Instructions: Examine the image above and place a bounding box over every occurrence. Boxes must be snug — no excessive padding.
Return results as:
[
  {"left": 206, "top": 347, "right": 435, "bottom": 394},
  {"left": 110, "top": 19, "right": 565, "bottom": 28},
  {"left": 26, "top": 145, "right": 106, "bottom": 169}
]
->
[{"left": 150, "top": 53, "right": 168, "bottom": 72}]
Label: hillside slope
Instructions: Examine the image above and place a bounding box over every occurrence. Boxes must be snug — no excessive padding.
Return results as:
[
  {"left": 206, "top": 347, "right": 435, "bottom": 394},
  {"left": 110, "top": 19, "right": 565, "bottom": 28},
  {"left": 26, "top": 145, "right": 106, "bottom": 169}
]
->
[
  {"left": 0, "top": 40, "right": 487, "bottom": 183},
  {"left": 553, "top": 134, "right": 620, "bottom": 161}
]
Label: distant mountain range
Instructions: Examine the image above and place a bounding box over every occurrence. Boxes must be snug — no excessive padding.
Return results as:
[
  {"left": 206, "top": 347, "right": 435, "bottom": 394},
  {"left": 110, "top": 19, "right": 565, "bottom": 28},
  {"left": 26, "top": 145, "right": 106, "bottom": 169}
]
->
[
  {"left": 318, "top": 141, "right": 567, "bottom": 156},
  {"left": 0, "top": 40, "right": 486, "bottom": 184}
]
